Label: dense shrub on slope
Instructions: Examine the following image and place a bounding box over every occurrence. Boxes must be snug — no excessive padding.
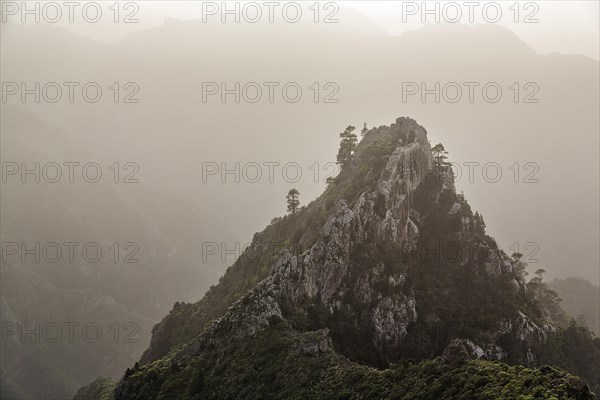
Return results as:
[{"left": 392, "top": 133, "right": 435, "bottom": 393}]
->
[
  {"left": 73, "top": 377, "right": 115, "bottom": 400},
  {"left": 116, "top": 325, "right": 594, "bottom": 400}
]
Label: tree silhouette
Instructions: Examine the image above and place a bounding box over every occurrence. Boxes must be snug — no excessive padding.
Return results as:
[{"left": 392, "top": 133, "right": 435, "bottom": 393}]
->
[
  {"left": 432, "top": 143, "right": 449, "bottom": 168},
  {"left": 534, "top": 268, "right": 547, "bottom": 279},
  {"left": 361, "top": 122, "right": 368, "bottom": 137},
  {"left": 336, "top": 125, "right": 358, "bottom": 168},
  {"left": 286, "top": 188, "right": 300, "bottom": 215}
]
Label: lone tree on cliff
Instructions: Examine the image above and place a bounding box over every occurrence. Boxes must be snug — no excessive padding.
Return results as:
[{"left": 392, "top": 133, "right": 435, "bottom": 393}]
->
[
  {"left": 286, "top": 188, "right": 300, "bottom": 215},
  {"left": 432, "top": 143, "right": 449, "bottom": 168},
  {"left": 336, "top": 125, "right": 358, "bottom": 168}
]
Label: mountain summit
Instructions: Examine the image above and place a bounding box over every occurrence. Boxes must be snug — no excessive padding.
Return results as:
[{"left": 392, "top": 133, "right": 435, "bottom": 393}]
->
[{"left": 102, "top": 118, "right": 596, "bottom": 399}]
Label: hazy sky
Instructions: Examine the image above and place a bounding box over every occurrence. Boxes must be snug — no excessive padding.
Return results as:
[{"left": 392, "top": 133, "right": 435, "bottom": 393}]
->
[
  {"left": 349, "top": 1, "right": 599, "bottom": 59},
  {"left": 21, "top": 1, "right": 599, "bottom": 59}
]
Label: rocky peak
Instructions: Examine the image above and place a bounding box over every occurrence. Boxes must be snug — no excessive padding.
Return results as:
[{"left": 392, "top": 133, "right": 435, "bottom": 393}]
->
[
  {"left": 103, "top": 117, "right": 600, "bottom": 399},
  {"left": 135, "top": 117, "right": 555, "bottom": 375}
]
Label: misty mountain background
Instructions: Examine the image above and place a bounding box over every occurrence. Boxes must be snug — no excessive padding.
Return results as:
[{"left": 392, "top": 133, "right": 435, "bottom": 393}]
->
[{"left": 1, "top": 5, "right": 598, "bottom": 399}]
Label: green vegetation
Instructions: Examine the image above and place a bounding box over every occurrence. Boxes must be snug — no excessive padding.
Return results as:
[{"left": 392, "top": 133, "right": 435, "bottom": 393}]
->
[
  {"left": 525, "top": 268, "right": 569, "bottom": 328},
  {"left": 336, "top": 125, "right": 358, "bottom": 168},
  {"left": 118, "top": 326, "right": 594, "bottom": 400},
  {"left": 286, "top": 188, "right": 300, "bottom": 215},
  {"left": 73, "top": 377, "right": 115, "bottom": 400},
  {"left": 431, "top": 142, "right": 449, "bottom": 168}
]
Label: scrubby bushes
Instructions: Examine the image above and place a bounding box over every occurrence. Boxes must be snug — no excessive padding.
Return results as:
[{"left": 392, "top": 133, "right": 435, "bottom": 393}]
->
[{"left": 117, "top": 326, "right": 594, "bottom": 400}]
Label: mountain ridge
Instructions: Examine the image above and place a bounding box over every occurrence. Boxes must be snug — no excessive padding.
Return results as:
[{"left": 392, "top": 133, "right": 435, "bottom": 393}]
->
[{"left": 106, "top": 117, "right": 599, "bottom": 398}]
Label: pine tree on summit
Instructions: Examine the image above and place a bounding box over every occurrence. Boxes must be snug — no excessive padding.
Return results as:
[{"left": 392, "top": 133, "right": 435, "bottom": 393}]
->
[
  {"left": 432, "top": 143, "right": 449, "bottom": 168},
  {"left": 336, "top": 125, "right": 358, "bottom": 168},
  {"left": 286, "top": 189, "right": 300, "bottom": 215}
]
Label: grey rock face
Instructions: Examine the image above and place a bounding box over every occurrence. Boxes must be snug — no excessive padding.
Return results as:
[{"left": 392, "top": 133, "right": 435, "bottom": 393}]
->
[
  {"left": 295, "top": 329, "right": 332, "bottom": 356},
  {"left": 138, "top": 117, "right": 552, "bottom": 372},
  {"left": 442, "top": 339, "right": 471, "bottom": 365}
]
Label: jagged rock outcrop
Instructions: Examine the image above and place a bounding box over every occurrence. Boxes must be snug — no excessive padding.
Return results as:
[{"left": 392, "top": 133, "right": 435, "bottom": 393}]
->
[
  {"left": 186, "top": 118, "right": 542, "bottom": 364},
  {"left": 144, "top": 118, "right": 547, "bottom": 364},
  {"left": 441, "top": 339, "right": 471, "bottom": 365},
  {"left": 110, "top": 117, "right": 597, "bottom": 399}
]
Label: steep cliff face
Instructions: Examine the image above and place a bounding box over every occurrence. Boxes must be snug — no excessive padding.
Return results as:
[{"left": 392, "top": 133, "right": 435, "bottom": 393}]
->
[
  {"left": 111, "top": 118, "right": 597, "bottom": 399},
  {"left": 137, "top": 118, "right": 547, "bottom": 371}
]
